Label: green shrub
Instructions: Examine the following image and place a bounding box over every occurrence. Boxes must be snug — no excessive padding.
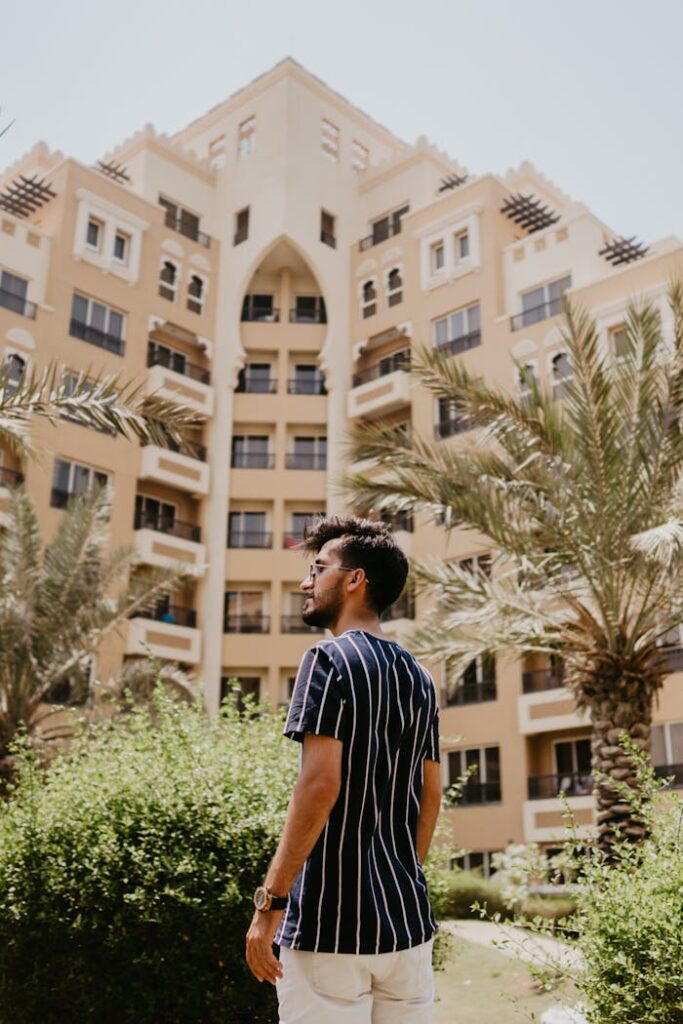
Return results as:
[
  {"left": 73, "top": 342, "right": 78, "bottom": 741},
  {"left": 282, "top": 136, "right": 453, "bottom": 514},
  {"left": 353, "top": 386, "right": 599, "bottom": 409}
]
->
[
  {"left": 439, "top": 870, "right": 513, "bottom": 919},
  {"left": 0, "top": 692, "right": 298, "bottom": 1024}
]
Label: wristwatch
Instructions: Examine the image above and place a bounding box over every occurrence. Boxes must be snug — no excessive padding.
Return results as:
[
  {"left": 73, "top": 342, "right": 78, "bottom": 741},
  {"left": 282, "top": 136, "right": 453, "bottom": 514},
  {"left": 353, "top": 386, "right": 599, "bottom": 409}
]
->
[{"left": 253, "top": 885, "right": 288, "bottom": 912}]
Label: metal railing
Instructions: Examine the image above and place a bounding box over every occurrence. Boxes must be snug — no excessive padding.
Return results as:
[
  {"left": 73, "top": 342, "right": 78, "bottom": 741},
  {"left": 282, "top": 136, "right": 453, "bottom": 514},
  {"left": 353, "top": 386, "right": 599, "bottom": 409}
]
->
[
  {"left": 281, "top": 615, "right": 324, "bottom": 634},
  {"left": 285, "top": 452, "right": 327, "bottom": 470},
  {"left": 287, "top": 378, "right": 326, "bottom": 395},
  {"left": 134, "top": 510, "right": 201, "bottom": 543},
  {"left": 231, "top": 451, "right": 275, "bottom": 469},
  {"left": 164, "top": 210, "right": 210, "bottom": 248},
  {"left": 436, "top": 329, "right": 481, "bottom": 358},
  {"left": 241, "top": 305, "right": 280, "bottom": 323},
  {"left": 147, "top": 437, "right": 206, "bottom": 462},
  {"left": 227, "top": 531, "right": 273, "bottom": 549},
  {"left": 522, "top": 668, "right": 565, "bottom": 694},
  {"left": 235, "top": 377, "right": 278, "bottom": 394},
  {"left": 434, "top": 416, "right": 473, "bottom": 439},
  {"left": 352, "top": 350, "right": 411, "bottom": 387},
  {"left": 147, "top": 344, "right": 210, "bottom": 384},
  {"left": 320, "top": 230, "right": 336, "bottom": 248},
  {"left": 0, "top": 466, "right": 24, "bottom": 488},
  {"left": 134, "top": 603, "right": 197, "bottom": 628},
  {"left": 446, "top": 678, "right": 497, "bottom": 706},
  {"left": 459, "top": 780, "right": 502, "bottom": 805},
  {"left": 0, "top": 288, "right": 36, "bottom": 319},
  {"left": 528, "top": 772, "right": 594, "bottom": 800},
  {"left": 511, "top": 296, "right": 564, "bottom": 332},
  {"left": 70, "top": 317, "right": 125, "bottom": 356},
  {"left": 289, "top": 307, "right": 327, "bottom": 324},
  {"left": 223, "top": 615, "right": 270, "bottom": 634},
  {"left": 654, "top": 762, "right": 683, "bottom": 788},
  {"left": 359, "top": 221, "right": 402, "bottom": 252}
]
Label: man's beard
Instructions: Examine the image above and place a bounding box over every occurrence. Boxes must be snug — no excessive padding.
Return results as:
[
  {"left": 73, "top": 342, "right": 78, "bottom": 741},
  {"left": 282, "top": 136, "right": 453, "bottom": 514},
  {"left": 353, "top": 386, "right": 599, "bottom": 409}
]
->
[{"left": 301, "top": 585, "right": 343, "bottom": 629}]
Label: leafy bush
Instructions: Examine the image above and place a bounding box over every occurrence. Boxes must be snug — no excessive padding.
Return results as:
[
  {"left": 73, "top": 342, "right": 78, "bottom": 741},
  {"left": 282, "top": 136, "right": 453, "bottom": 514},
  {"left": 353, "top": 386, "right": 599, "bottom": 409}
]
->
[
  {"left": 0, "top": 692, "right": 298, "bottom": 1024},
  {"left": 440, "top": 870, "right": 513, "bottom": 920}
]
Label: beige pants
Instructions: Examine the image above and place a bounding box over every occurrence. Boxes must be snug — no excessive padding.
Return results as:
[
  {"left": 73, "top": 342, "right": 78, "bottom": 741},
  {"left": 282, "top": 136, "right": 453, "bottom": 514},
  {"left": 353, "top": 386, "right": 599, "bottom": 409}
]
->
[{"left": 276, "top": 939, "right": 434, "bottom": 1023}]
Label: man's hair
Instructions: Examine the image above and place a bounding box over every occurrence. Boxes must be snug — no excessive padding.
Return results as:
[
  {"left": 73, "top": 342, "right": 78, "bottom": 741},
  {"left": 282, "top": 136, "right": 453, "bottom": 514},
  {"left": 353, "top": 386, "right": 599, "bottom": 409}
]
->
[{"left": 303, "top": 514, "right": 409, "bottom": 614}]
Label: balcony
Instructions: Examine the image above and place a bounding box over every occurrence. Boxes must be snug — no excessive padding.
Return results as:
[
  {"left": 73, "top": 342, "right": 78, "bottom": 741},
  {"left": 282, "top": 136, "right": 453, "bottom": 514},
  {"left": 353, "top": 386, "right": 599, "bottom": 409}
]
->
[
  {"left": 446, "top": 678, "right": 497, "bottom": 706},
  {"left": 147, "top": 344, "right": 210, "bottom": 384},
  {"left": 522, "top": 668, "right": 564, "bottom": 694},
  {"left": 528, "top": 772, "right": 593, "bottom": 800},
  {"left": 139, "top": 445, "right": 210, "bottom": 497},
  {"left": 164, "top": 210, "right": 210, "bottom": 248},
  {"left": 231, "top": 451, "right": 275, "bottom": 469},
  {"left": 287, "top": 377, "right": 326, "bottom": 395},
  {"left": 517, "top": 681, "right": 585, "bottom": 735},
  {"left": 289, "top": 307, "right": 327, "bottom": 325},
  {"left": 134, "top": 509, "right": 200, "bottom": 543},
  {"left": 352, "top": 350, "right": 410, "bottom": 387},
  {"left": 227, "top": 531, "right": 273, "bottom": 549},
  {"left": 348, "top": 353, "right": 412, "bottom": 421},
  {"left": 281, "top": 615, "right": 324, "bottom": 634},
  {"left": 0, "top": 288, "right": 36, "bottom": 319},
  {"left": 458, "top": 781, "right": 502, "bottom": 806},
  {"left": 511, "top": 296, "right": 564, "bottom": 332},
  {"left": 436, "top": 329, "right": 481, "bottom": 358},
  {"left": 241, "top": 304, "right": 280, "bottom": 323},
  {"left": 126, "top": 608, "right": 201, "bottom": 664},
  {"left": 223, "top": 615, "right": 270, "bottom": 634},
  {"left": 358, "top": 220, "right": 403, "bottom": 252},
  {"left": 70, "top": 317, "right": 124, "bottom": 356},
  {"left": 285, "top": 452, "right": 327, "bottom": 470},
  {"left": 235, "top": 377, "right": 278, "bottom": 394},
  {"left": 654, "top": 762, "right": 683, "bottom": 788},
  {"left": 133, "top": 514, "right": 205, "bottom": 576},
  {"left": 146, "top": 347, "right": 213, "bottom": 417}
]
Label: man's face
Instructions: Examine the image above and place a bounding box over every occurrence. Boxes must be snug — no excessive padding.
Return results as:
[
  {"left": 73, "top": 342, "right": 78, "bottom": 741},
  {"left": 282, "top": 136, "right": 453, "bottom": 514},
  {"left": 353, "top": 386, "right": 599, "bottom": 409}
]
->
[{"left": 300, "top": 540, "right": 351, "bottom": 629}]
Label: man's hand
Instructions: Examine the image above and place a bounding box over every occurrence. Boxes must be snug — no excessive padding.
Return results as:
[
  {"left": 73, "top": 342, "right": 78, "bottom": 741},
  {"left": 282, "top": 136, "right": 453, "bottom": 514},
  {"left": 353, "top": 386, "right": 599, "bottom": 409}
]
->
[{"left": 245, "top": 909, "right": 284, "bottom": 985}]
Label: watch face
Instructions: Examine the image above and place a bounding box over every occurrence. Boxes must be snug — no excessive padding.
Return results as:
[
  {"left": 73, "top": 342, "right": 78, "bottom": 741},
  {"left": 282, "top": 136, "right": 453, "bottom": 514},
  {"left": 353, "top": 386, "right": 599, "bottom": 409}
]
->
[{"left": 254, "top": 886, "right": 269, "bottom": 911}]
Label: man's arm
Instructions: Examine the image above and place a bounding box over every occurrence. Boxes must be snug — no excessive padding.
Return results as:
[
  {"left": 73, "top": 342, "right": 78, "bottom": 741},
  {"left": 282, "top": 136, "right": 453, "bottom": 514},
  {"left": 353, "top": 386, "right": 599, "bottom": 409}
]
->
[
  {"left": 245, "top": 733, "right": 343, "bottom": 985},
  {"left": 416, "top": 758, "right": 442, "bottom": 863}
]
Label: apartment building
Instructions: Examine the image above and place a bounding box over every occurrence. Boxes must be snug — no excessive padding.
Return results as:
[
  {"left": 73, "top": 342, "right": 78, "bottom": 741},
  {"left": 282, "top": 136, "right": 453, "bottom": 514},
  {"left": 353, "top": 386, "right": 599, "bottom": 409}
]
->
[{"left": 0, "top": 58, "right": 681, "bottom": 862}]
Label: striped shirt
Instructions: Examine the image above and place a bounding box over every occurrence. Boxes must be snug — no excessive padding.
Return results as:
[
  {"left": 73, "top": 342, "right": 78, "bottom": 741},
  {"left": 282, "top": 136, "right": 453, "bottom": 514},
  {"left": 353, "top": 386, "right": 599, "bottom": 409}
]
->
[{"left": 276, "top": 628, "right": 440, "bottom": 955}]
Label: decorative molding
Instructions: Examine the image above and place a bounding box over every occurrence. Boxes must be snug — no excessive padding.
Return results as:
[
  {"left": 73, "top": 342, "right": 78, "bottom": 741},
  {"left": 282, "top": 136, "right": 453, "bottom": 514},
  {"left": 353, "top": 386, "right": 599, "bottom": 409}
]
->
[
  {"left": 74, "top": 188, "right": 149, "bottom": 230},
  {"left": 5, "top": 327, "right": 36, "bottom": 351}
]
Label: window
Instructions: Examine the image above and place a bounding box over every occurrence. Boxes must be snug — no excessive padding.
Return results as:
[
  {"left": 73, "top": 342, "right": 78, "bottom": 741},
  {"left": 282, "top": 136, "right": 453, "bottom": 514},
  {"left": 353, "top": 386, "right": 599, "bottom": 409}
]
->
[
  {"left": 386, "top": 268, "right": 403, "bottom": 307},
  {"left": 70, "top": 293, "right": 125, "bottom": 355},
  {"left": 231, "top": 435, "right": 272, "bottom": 469},
  {"left": 286, "top": 511, "right": 317, "bottom": 546},
  {"left": 367, "top": 206, "right": 409, "bottom": 248},
  {"left": 159, "top": 260, "right": 178, "bottom": 302},
  {"left": 3, "top": 353, "right": 25, "bottom": 396},
  {"left": 518, "top": 363, "right": 537, "bottom": 402},
  {"left": 134, "top": 494, "right": 176, "bottom": 533},
  {"left": 458, "top": 552, "right": 492, "bottom": 576},
  {"left": 321, "top": 118, "right": 339, "bottom": 161},
  {"left": 320, "top": 210, "right": 336, "bottom": 248},
  {"left": 293, "top": 295, "right": 326, "bottom": 324},
  {"left": 430, "top": 242, "right": 445, "bottom": 273},
  {"left": 0, "top": 270, "right": 31, "bottom": 317},
  {"left": 238, "top": 116, "right": 256, "bottom": 158},
  {"left": 361, "top": 280, "right": 377, "bottom": 319},
  {"left": 551, "top": 352, "right": 572, "bottom": 399},
  {"left": 436, "top": 397, "right": 471, "bottom": 439},
  {"left": 159, "top": 197, "right": 207, "bottom": 246},
  {"left": 433, "top": 303, "right": 481, "bottom": 357},
  {"left": 610, "top": 324, "right": 630, "bottom": 361},
  {"left": 51, "top": 458, "right": 109, "bottom": 509},
  {"left": 234, "top": 207, "right": 249, "bottom": 246},
  {"left": 113, "top": 232, "right": 129, "bottom": 263},
  {"left": 220, "top": 675, "right": 261, "bottom": 710},
  {"left": 235, "top": 363, "right": 275, "bottom": 394},
  {"left": 455, "top": 229, "right": 470, "bottom": 260},
  {"left": 224, "top": 591, "right": 267, "bottom": 632},
  {"left": 61, "top": 371, "right": 117, "bottom": 434},
  {"left": 446, "top": 655, "right": 496, "bottom": 705},
  {"left": 289, "top": 364, "right": 326, "bottom": 395},
  {"left": 241, "top": 294, "right": 277, "bottom": 322},
  {"left": 451, "top": 850, "right": 498, "bottom": 879},
  {"left": 209, "top": 135, "right": 226, "bottom": 170},
  {"left": 520, "top": 275, "right": 572, "bottom": 328},
  {"left": 352, "top": 140, "right": 369, "bottom": 173},
  {"left": 187, "top": 274, "right": 205, "bottom": 315},
  {"left": 228, "top": 511, "right": 270, "bottom": 548},
  {"left": 86, "top": 218, "right": 102, "bottom": 250},
  {"left": 651, "top": 721, "right": 683, "bottom": 768},
  {"left": 288, "top": 436, "right": 327, "bottom": 470},
  {"left": 448, "top": 746, "right": 501, "bottom": 804},
  {"left": 553, "top": 738, "right": 592, "bottom": 795}
]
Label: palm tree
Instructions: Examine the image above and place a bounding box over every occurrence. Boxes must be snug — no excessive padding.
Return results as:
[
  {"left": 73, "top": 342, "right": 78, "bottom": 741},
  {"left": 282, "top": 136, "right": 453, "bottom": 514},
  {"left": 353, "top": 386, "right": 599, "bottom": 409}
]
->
[
  {"left": 345, "top": 284, "right": 683, "bottom": 852},
  {"left": 0, "top": 486, "right": 192, "bottom": 767}
]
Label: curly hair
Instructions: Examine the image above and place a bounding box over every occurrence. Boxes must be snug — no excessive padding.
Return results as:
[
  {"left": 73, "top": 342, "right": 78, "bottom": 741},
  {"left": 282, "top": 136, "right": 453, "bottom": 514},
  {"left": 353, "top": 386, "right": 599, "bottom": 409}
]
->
[{"left": 302, "top": 514, "right": 409, "bottom": 614}]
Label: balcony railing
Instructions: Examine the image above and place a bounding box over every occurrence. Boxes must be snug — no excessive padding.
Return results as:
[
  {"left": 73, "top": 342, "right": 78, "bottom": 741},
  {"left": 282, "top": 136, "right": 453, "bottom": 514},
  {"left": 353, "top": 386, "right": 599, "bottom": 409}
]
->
[
  {"left": 289, "top": 308, "right": 327, "bottom": 324},
  {"left": 134, "top": 510, "right": 201, "bottom": 543},
  {"left": 661, "top": 645, "right": 683, "bottom": 673},
  {"left": 446, "top": 678, "right": 497, "bottom": 706},
  {"left": 287, "top": 378, "right": 326, "bottom": 395},
  {"left": 436, "top": 329, "right": 481, "bottom": 358},
  {"left": 528, "top": 772, "right": 594, "bottom": 800},
  {"left": 0, "top": 466, "right": 24, "bottom": 488},
  {"left": 50, "top": 488, "right": 75, "bottom": 509},
  {"left": 227, "top": 531, "right": 273, "bottom": 549},
  {"left": 522, "top": 668, "right": 565, "bottom": 694},
  {"left": 434, "top": 417, "right": 473, "bottom": 439},
  {"left": 147, "top": 345, "right": 210, "bottom": 384},
  {"left": 144, "top": 438, "right": 206, "bottom": 462},
  {"left": 359, "top": 222, "right": 402, "bottom": 252},
  {"left": 164, "top": 211, "right": 210, "bottom": 248},
  {"left": 381, "top": 594, "right": 415, "bottom": 622},
  {"left": 511, "top": 296, "right": 564, "bottom": 332},
  {"left": 241, "top": 305, "right": 280, "bottom": 323},
  {"left": 235, "top": 377, "right": 278, "bottom": 394},
  {"left": 134, "top": 604, "right": 197, "bottom": 628},
  {"left": 352, "top": 350, "right": 410, "bottom": 388},
  {"left": 281, "top": 615, "right": 324, "bottom": 634},
  {"left": 459, "top": 780, "right": 502, "bottom": 805},
  {"left": 285, "top": 452, "right": 327, "bottom": 470},
  {"left": 231, "top": 451, "right": 275, "bottom": 469},
  {"left": 319, "top": 231, "right": 336, "bottom": 249},
  {"left": 70, "top": 318, "right": 125, "bottom": 356},
  {"left": 223, "top": 615, "right": 270, "bottom": 634},
  {"left": 0, "top": 288, "right": 36, "bottom": 319},
  {"left": 654, "top": 762, "right": 683, "bottom": 788}
]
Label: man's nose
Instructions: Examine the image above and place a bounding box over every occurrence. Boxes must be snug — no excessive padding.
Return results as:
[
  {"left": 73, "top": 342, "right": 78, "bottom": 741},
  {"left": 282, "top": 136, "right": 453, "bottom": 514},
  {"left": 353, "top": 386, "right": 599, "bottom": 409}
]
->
[{"left": 300, "top": 577, "right": 313, "bottom": 592}]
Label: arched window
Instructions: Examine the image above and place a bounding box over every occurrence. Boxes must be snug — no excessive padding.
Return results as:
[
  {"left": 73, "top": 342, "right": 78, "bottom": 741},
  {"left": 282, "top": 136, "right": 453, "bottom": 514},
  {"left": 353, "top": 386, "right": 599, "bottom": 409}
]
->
[
  {"left": 551, "top": 352, "right": 572, "bottom": 400},
  {"left": 3, "top": 353, "right": 25, "bottom": 396},
  {"left": 361, "top": 280, "right": 377, "bottom": 319},
  {"left": 387, "top": 268, "right": 403, "bottom": 307},
  {"left": 518, "top": 363, "right": 537, "bottom": 402},
  {"left": 187, "top": 274, "right": 205, "bottom": 315},
  {"left": 159, "top": 260, "right": 178, "bottom": 302}
]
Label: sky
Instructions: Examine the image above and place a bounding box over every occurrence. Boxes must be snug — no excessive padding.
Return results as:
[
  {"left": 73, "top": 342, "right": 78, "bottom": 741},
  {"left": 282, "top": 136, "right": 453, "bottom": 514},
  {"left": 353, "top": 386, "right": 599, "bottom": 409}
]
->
[{"left": 2, "top": 0, "right": 682, "bottom": 243}]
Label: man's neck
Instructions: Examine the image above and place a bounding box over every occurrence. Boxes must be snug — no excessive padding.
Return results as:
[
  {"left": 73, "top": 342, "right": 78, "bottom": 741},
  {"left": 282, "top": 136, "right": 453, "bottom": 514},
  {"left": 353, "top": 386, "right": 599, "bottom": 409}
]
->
[{"left": 329, "top": 611, "right": 384, "bottom": 639}]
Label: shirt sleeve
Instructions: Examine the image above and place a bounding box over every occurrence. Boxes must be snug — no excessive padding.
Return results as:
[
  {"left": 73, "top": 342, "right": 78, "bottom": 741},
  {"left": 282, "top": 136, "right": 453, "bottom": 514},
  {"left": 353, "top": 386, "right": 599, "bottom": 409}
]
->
[
  {"left": 425, "top": 703, "right": 440, "bottom": 762},
  {"left": 284, "top": 645, "right": 347, "bottom": 744}
]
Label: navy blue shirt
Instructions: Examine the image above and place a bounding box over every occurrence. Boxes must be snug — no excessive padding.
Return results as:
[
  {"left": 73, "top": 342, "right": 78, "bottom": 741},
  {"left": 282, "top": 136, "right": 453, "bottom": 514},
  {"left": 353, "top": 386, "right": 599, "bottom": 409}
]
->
[{"left": 276, "top": 629, "right": 440, "bottom": 955}]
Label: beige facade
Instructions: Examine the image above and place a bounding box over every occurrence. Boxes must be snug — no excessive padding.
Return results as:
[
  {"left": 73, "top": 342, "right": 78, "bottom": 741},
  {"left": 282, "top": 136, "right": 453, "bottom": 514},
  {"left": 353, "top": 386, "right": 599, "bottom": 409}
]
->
[{"left": 1, "top": 58, "right": 681, "bottom": 862}]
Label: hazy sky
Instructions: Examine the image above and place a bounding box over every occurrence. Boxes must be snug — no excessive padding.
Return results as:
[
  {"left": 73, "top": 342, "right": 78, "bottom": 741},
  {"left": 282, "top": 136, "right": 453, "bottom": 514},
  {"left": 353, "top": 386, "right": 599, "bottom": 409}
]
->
[{"left": 2, "top": 0, "right": 681, "bottom": 243}]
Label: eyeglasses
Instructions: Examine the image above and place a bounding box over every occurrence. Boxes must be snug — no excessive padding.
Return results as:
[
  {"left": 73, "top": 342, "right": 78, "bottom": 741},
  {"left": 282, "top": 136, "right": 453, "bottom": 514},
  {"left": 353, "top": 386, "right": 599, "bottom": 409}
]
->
[{"left": 306, "top": 561, "right": 358, "bottom": 582}]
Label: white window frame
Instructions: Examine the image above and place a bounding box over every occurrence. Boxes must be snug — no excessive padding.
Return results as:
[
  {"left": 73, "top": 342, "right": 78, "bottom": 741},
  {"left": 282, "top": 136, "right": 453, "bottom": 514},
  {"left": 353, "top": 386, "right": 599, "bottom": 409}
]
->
[
  {"left": 448, "top": 745, "right": 500, "bottom": 787},
  {"left": 454, "top": 228, "right": 470, "bottom": 262},
  {"left": 113, "top": 230, "right": 130, "bottom": 265},
  {"left": 52, "top": 457, "right": 110, "bottom": 498},
  {"left": 419, "top": 207, "right": 482, "bottom": 291},
  {"left": 651, "top": 720, "right": 683, "bottom": 767},
  {"left": 385, "top": 266, "right": 403, "bottom": 308},
  {"left": 238, "top": 116, "right": 256, "bottom": 158},
  {"left": 549, "top": 351, "right": 572, "bottom": 399},
  {"left": 86, "top": 217, "right": 103, "bottom": 252},
  {"left": 187, "top": 272, "right": 207, "bottom": 315},
  {"left": 159, "top": 258, "right": 180, "bottom": 303},
  {"left": 73, "top": 189, "right": 146, "bottom": 283},
  {"left": 360, "top": 278, "right": 378, "bottom": 319},
  {"left": 433, "top": 303, "right": 480, "bottom": 351},
  {"left": 430, "top": 241, "right": 445, "bottom": 273},
  {"left": 209, "top": 134, "right": 226, "bottom": 170},
  {"left": 71, "top": 293, "right": 126, "bottom": 346},
  {"left": 517, "top": 360, "right": 539, "bottom": 399},
  {"left": 321, "top": 118, "right": 340, "bottom": 161},
  {"left": 351, "top": 139, "right": 369, "bottom": 172}
]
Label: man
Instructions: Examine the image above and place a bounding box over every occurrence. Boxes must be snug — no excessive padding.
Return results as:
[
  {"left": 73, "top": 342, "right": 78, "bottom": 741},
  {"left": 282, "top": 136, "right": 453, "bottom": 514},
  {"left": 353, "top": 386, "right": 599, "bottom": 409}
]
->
[{"left": 246, "top": 515, "right": 442, "bottom": 1023}]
